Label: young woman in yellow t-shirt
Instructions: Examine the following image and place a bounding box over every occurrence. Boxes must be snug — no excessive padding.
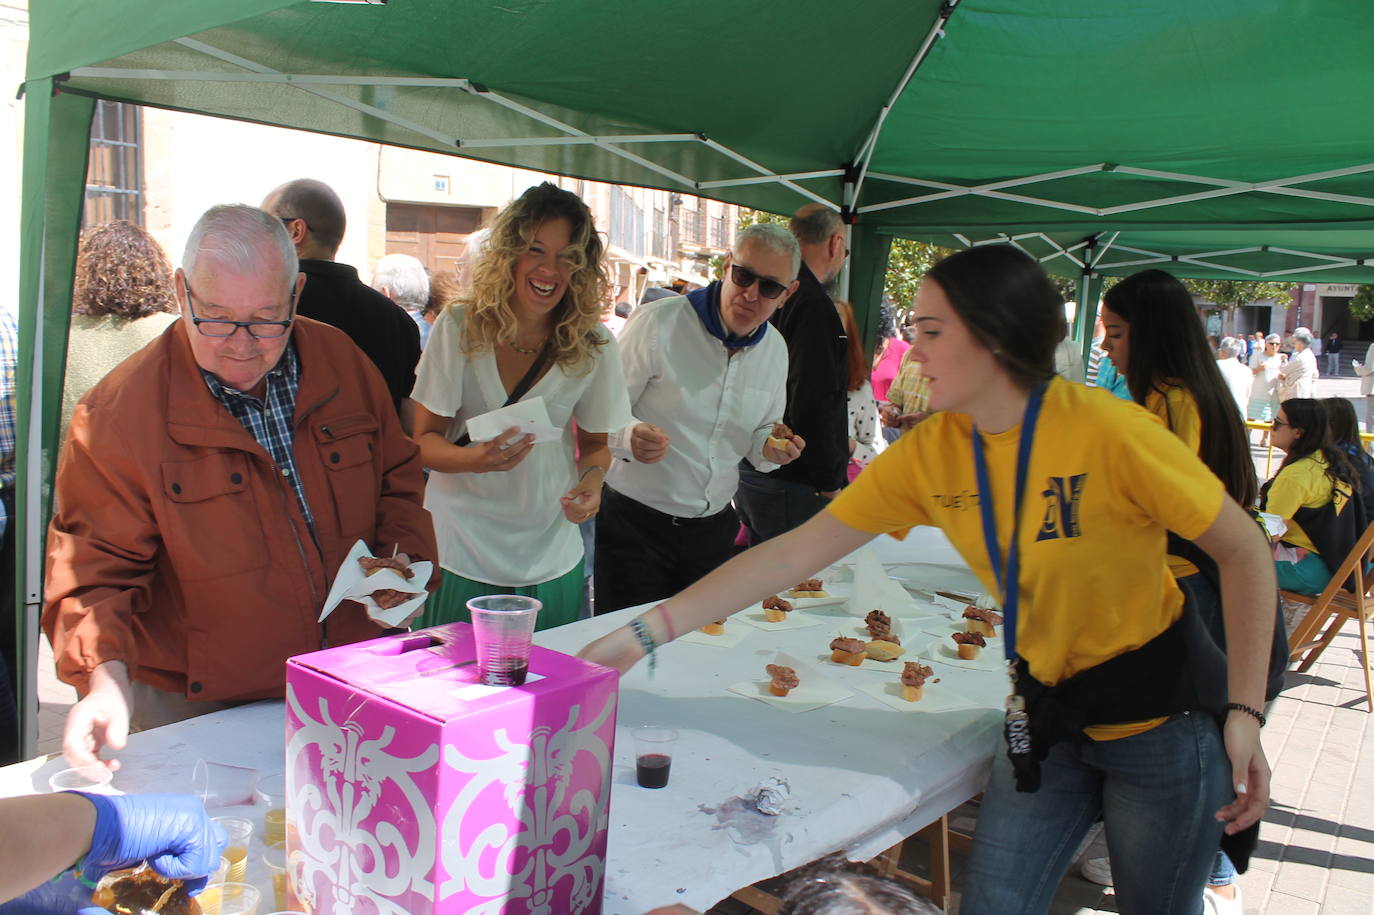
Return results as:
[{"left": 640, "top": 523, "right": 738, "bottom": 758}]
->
[
  {"left": 580, "top": 246, "right": 1275, "bottom": 915},
  {"left": 1098, "top": 269, "right": 1264, "bottom": 909},
  {"left": 1263, "top": 398, "right": 1360, "bottom": 594}
]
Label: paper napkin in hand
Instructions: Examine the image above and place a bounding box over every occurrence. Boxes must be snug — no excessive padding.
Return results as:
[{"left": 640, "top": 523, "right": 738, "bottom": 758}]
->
[{"left": 319, "top": 540, "right": 434, "bottom": 628}]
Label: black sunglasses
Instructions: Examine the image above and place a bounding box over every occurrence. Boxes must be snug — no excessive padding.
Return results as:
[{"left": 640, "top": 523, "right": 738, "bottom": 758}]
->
[{"left": 729, "top": 263, "right": 789, "bottom": 300}]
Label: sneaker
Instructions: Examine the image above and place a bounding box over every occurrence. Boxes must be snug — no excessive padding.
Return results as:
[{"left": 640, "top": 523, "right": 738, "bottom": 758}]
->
[
  {"left": 1080, "top": 855, "right": 1114, "bottom": 886},
  {"left": 1203, "top": 884, "right": 1242, "bottom": 915}
]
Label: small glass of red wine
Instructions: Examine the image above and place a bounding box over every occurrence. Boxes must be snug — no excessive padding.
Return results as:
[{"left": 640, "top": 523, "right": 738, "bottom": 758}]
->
[{"left": 632, "top": 726, "right": 679, "bottom": 789}]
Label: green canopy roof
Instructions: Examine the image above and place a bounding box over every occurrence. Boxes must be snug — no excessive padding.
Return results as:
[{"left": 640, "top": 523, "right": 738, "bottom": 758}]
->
[{"left": 31, "top": 0, "right": 1374, "bottom": 281}]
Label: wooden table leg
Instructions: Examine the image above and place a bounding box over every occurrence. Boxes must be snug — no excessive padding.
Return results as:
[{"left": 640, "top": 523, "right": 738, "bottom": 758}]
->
[{"left": 919, "top": 813, "right": 951, "bottom": 911}]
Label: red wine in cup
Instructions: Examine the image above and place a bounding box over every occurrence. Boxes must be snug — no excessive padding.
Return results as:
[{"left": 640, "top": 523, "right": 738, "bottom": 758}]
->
[{"left": 636, "top": 753, "right": 671, "bottom": 788}]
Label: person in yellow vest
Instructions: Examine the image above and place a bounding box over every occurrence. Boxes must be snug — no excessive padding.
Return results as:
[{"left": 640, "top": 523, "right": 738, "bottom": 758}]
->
[{"left": 580, "top": 245, "right": 1275, "bottom": 915}]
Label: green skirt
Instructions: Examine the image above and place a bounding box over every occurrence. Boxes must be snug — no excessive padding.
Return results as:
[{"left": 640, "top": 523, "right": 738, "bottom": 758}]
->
[{"left": 419, "top": 561, "right": 585, "bottom": 632}]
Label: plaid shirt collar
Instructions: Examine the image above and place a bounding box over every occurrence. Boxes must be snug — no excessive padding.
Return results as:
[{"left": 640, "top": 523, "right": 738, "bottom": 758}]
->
[{"left": 199, "top": 339, "right": 313, "bottom": 532}]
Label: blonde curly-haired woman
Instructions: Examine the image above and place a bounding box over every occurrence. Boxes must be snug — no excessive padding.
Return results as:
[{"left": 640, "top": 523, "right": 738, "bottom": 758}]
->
[{"left": 411, "top": 183, "right": 632, "bottom": 630}]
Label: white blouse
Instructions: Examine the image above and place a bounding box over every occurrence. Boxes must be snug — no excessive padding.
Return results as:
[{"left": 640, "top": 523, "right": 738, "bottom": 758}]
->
[
  {"left": 848, "top": 380, "right": 884, "bottom": 469},
  {"left": 411, "top": 307, "right": 633, "bottom": 585}
]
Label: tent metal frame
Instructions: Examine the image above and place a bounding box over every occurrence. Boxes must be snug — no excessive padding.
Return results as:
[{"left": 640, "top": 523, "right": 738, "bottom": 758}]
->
[{"left": 72, "top": 47, "right": 1374, "bottom": 284}]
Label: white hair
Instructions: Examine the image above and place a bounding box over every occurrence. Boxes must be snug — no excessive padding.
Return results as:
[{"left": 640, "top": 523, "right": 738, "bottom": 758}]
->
[
  {"left": 1218, "top": 336, "right": 1242, "bottom": 358},
  {"left": 1293, "top": 329, "right": 1314, "bottom": 346},
  {"left": 371, "top": 253, "right": 430, "bottom": 308},
  {"left": 183, "top": 204, "right": 297, "bottom": 291},
  {"left": 1265, "top": 333, "right": 1282, "bottom": 344},
  {"left": 734, "top": 222, "right": 801, "bottom": 280}
]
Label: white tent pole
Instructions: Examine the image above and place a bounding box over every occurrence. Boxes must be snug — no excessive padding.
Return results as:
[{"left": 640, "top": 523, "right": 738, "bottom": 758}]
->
[
  {"left": 698, "top": 169, "right": 845, "bottom": 190},
  {"left": 21, "top": 234, "right": 47, "bottom": 758},
  {"left": 850, "top": 0, "right": 960, "bottom": 203},
  {"left": 698, "top": 139, "right": 834, "bottom": 208},
  {"left": 471, "top": 87, "right": 698, "bottom": 189},
  {"left": 1266, "top": 247, "right": 1359, "bottom": 264},
  {"left": 460, "top": 134, "right": 698, "bottom": 149},
  {"left": 1090, "top": 231, "right": 1121, "bottom": 267},
  {"left": 1262, "top": 262, "right": 1367, "bottom": 277},
  {"left": 70, "top": 68, "right": 476, "bottom": 88},
  {"left": 173, "top": 39, "right": 463, "bottom": 148}
]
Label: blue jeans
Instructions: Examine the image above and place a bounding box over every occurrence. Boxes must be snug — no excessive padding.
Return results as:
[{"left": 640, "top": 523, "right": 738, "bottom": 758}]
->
[
  {"left": 963, "top": 712, "right": 1230, "bottom": 915},
  {"left": 734, "top": 465, "right": 829, "bottom": 546}
]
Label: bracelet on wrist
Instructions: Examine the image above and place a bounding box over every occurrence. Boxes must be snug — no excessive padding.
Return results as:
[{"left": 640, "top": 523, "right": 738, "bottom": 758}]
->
[
  {"left": 628, "top": 617, "right": 657, "bottom": 678},
  {"left": 1223, "top": 702, "right": 1266, "bottom": 727},
  {"left": 654, "top": 603, "right": 676, "bottom": 642}
]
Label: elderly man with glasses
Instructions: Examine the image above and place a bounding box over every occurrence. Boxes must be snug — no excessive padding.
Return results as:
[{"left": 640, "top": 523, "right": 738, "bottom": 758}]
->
[
  {"left": 593, "top": 223, "right": 804, "bottom": 614},
  {"left": 43, "top": 204, "right": 437, "bottom": 771}
]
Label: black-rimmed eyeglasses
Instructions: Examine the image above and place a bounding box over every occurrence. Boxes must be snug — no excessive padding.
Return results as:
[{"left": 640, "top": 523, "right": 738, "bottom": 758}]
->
[
  {"left": 184, "top": 283, "right": 296, "bottom": 338},
  {"left": 729, "top": 263, "right": 789, "bottom": 300}
]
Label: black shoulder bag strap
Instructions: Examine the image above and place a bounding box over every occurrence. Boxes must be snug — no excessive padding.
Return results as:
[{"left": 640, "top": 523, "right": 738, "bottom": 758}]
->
[{"left": 452, "top": 344, "right": 552, "bottom": 447}]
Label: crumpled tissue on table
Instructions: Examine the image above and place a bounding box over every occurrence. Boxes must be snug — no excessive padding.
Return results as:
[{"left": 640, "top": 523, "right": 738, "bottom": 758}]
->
[
  {"left": 848, "top": 545, "right": 925, "bottom": 618},
  {"left": 464, "top": 395, "right": 562, "bottom": 444},
  {"left": 319, "top": 539, "right": 433, "bottom": 628}
]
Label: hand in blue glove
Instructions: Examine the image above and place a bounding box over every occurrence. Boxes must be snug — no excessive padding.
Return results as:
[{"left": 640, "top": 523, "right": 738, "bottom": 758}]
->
[{"left": 70, "top": 792, "right": 228, "bottom": 896}]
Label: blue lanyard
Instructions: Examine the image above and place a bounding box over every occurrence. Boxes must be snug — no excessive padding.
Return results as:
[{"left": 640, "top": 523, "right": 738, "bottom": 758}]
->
[{"left": 971, "top": 382, "right": 1048, "bottom": 661}]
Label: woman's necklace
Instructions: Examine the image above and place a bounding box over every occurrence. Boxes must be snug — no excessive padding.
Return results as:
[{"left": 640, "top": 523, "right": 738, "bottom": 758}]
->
[{"left": 506, "top": 336, "right": 547, "bottom": 356}]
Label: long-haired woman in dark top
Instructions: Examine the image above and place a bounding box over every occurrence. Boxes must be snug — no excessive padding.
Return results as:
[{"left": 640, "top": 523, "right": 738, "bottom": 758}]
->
[
  {"left": 1263, "top": 398, "right": 1363, "bottom": 595},
  {"left": 1098, "top": 270, "right": 1267, "bottom": 910},
  {"left": 1322, "top": 396, "right": 1374, "bottom": 523}
]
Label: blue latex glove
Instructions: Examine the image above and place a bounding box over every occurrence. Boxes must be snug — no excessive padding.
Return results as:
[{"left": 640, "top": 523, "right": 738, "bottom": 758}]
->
[{"left": 71, "top": 792, "right": 228, "bottom": 896}]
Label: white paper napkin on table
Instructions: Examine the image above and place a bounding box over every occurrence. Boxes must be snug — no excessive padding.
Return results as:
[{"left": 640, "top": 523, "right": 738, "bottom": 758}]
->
[
  {"left": 318, "top": 540, "right": 433, "bottom": 628},
  {"left": 857, "top": 679, "right": 981, "bottom": 714},
  {"left": 727, "top": 652, "right": 854, "bottom": 713},
  {"left": 923, "top": 638, "right": 1007, "bottom": 672},
  {"left": 464, "top": 396, "right": 562, "bottom": 444},
  {"left": 735, "top": 604, "right": 829, "bottom": 631},
  {"left": 848, "top": 546, "right": 923, "bottom": 618}
]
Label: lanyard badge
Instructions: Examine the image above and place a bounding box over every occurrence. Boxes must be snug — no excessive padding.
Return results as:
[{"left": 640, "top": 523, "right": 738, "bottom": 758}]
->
[{"left": 972, "top": 381, "right": 1047, "bottom": 792}]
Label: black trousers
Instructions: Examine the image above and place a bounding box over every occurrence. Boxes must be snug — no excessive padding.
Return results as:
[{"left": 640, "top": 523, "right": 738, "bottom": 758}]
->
[{"left": 593, "top": 485, "right": 739, "bottom": 615}]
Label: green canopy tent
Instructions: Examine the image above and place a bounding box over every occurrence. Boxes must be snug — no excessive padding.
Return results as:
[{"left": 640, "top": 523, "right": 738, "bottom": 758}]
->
[{"left": 18, "top": 0, "right": 1374, "bottom": 752}]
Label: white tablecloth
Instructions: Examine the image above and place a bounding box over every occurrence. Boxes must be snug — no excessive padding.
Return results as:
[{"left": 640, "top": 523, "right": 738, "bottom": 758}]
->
[{"left": 0, "top": 527, "right": 1002, "bottom": 914}]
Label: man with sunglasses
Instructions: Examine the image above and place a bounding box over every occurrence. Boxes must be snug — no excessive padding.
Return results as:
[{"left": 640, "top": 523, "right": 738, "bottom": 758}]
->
[
  {"left": 44, "top": 204, "right": 437, "bottom": 770},
  {"left": 593, "top": 223, "right": 804, "bottom": 614},
  {"left": 734, "top": 204, "right": 851, "bottom": 545}
]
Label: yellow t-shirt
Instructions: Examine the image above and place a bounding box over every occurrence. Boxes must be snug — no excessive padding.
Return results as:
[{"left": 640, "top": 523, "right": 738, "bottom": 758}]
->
[
  {"left": 1265, "top": 452, "right": 1351, "bottom": 554},
  {"left": 1144, "top": 384, "right": 1203, "bottom": 578},
  {"left": 828, "top": 377, "right": 1226, "bottom": 739}
]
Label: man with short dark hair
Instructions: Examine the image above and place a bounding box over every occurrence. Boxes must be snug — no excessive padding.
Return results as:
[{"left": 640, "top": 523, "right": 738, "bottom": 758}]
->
[
  {"left": 262, "top": 179, "right": 421, "bottom": 415},
  {"left": 733, "top": 204, "right": 849, "bottom": 544},
  {"left": 44, "top": 205, "right": 437, "bottom": 769}
]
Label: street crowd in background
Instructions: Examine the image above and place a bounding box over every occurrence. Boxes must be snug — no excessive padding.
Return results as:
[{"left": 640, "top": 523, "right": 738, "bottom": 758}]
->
[{"left": 4, "top": 176, "right": 1372, "bottom": 913}]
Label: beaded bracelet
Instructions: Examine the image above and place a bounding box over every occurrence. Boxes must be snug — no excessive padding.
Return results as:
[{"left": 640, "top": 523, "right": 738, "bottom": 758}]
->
[
  {"left": 628, "top": 616, "right": 657, "bottom": 678},
  {"left": 1223, "top": 702, "right": 1266, "bottom": 727}
]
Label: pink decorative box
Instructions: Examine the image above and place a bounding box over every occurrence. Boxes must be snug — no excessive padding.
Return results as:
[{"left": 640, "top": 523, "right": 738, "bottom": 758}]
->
[{"left": 284, "top": 623, "right": 618, "bottom": 914}]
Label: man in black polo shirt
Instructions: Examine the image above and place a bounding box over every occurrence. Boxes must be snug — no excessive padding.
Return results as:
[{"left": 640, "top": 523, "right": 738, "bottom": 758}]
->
[
  {"left": 734, "top": 204, "right": 850, "bottom": 544},
  {"left": 262, "top": 179, "right": 420, "bottom": 418}
]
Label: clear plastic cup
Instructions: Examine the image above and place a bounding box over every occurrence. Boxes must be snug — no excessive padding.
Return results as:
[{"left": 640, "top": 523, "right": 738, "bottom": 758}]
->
[
  {"left": 255, "top": 773, "right": 287, "bottom": 846},
  {"left": 466, "top": 595, "right": 541, "bottom": 686},
  {"left": 211, "top": 854, "right": 230, "bottom": 886},
  {"left": 193, "top": 759, "right": 260, "bottom": 808},
  {"left": 198, "top": 881, "right": 261, "bottom": 915},
  {"left": 262, "top": 841, "right": 294, "bottom": 911},
  {"left": 48, "top": 764, "right": 116, "bottom": 794},
  {"left": 632, "top": 726, "right": 679, "bottom": 789},
  {"left": 211, "top": 816, "right": 255, "bottom": 883}
]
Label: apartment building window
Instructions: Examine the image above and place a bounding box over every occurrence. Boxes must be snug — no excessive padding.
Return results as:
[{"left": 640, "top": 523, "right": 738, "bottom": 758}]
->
[
  {"left": 711, "top": 212, "right": 730, "bottom": 250},
  {"left": 85, "top": 101, "right": 144, "bottom": 226},
  {"left": 652, "top": 206, "right": 667, "bottom": 260}
]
